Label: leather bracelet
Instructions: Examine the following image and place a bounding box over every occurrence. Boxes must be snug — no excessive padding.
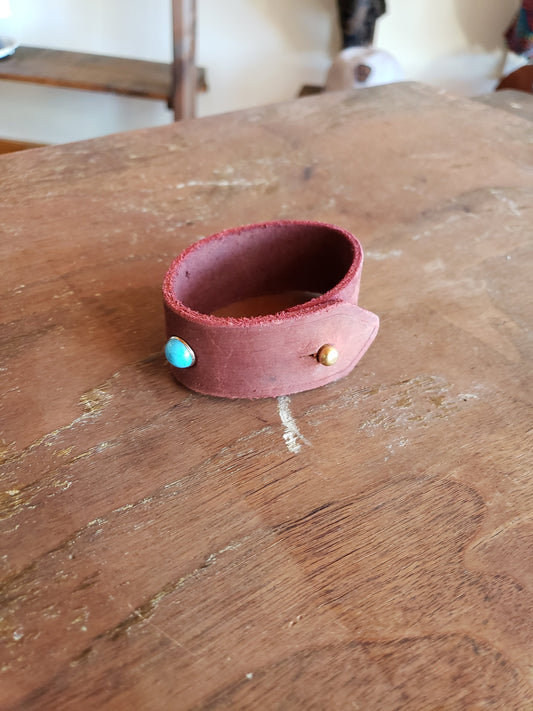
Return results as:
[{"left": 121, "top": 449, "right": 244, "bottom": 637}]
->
[{"left": 163, "top": 220, "right": 379, "bottom": 398}]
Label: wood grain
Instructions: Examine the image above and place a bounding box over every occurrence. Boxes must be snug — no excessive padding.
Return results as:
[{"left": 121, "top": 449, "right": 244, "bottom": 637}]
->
[
  {"left": 0, "top": 83, "right": 532, "bottom": 710},
  {"left": 474, "top": 89, "right": 533, "bottom": 124}
]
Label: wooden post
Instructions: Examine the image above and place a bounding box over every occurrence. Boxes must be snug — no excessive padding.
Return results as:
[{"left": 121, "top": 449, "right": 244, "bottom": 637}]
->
[{"left": 171, "top": 0, "right": 196, "bottom": 121}]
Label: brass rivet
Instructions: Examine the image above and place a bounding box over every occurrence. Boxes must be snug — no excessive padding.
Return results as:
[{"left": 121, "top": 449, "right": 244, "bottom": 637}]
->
[{"left": 317, "top": 344, "right": 338, "bottom": 366}]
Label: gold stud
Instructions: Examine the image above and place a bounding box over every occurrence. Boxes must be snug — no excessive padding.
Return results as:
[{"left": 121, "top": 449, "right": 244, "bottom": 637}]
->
[{"left": 317, "top": 344, "right": 338, "bottom": 366}]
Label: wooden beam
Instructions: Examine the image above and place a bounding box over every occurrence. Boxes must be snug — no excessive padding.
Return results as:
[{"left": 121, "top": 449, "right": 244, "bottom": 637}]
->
[
  {"left": 0, "top": 137, "right": 46, "bottom": 155},
  {"left": 172, "top": 0, "right": 197, "bottom": 120},
  {"left": 0, "top": 46, "right": 171, "bottom": 100}
]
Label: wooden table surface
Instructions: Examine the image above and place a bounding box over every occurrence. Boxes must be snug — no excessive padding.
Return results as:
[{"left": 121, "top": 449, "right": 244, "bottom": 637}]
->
[{"left": 1, "top": 83, "right": 532, "bottom": 710}]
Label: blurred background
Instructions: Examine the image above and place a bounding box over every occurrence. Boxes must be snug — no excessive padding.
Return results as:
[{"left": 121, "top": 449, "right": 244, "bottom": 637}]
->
[{"left": 0, "top": 0, "right": 526, "bottom": 145}]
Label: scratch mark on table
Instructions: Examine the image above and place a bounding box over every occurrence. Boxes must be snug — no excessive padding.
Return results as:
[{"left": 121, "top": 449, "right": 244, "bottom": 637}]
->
[
  {"left": 128, "top": 606, "right": 198, "bottom": 657},
  {"left": 277, "top": 396, "right": 310, "bottom": 454}
]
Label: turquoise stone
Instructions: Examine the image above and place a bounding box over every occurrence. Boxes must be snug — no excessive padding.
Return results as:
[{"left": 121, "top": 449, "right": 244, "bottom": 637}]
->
[{"left": 165, "top": 337, "right": 195, "bottom": 368}]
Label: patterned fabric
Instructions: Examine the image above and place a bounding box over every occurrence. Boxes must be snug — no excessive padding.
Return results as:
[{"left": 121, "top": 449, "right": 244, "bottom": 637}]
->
[
  {"left": 505, "top": 0, "right": 533, "bottom": 58},
  {"left": 337, "top": 0, "right": 386, "bottom": 48}
]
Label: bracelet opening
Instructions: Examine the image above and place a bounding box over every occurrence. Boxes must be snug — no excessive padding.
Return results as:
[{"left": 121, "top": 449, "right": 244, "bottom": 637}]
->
[{"left": 172, "top": 222, "right": 358, "bottom": 318}]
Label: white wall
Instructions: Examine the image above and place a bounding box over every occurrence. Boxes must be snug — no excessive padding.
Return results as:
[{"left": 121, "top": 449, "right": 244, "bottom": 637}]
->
[
  {"left": 377, "top": 0, "right": 522, "bottom": 95},
  {"left": 0, "top": 0, "right": 521, "bottom": 145}
]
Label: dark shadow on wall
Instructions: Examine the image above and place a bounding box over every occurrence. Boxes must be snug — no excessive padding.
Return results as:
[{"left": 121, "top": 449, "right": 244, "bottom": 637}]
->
[{"left": 453, "top": 0, "right": 521, "bottom": 51}]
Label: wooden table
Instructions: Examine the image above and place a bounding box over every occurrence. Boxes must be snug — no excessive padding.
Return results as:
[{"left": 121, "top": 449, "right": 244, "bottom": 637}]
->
[{"left": 1, "top": 83, "right": 532, "bottom": 710}]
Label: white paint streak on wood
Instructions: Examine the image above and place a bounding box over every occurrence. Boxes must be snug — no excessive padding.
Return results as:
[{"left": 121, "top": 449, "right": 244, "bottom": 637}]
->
[
  {"left": 174, "top": 178, "right": 274, "bottom": 190},
  {"left": 365, "top": 249, "right": 403, "bottom": 261},
  {"left": 277, "top": 396, "right": 310, "bottom": 454},
  {"left": 490, "top": 189, "right": 522, "bottom": 218}
]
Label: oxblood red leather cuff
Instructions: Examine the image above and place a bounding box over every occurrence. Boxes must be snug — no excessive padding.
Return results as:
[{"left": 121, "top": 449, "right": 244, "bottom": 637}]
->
[{"left": 163, "top": 221, "right": 379, "bottom": 398}]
